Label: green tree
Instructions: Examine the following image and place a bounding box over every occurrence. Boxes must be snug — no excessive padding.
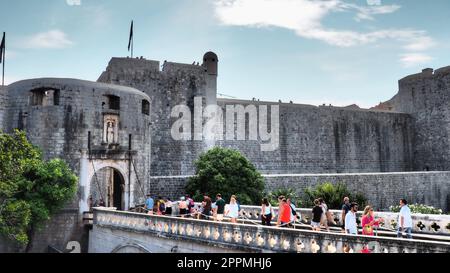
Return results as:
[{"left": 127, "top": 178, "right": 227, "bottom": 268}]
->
[
  {"left": 0, "top": 130, "right": 77, "bottom": 251},
  {"left": 186, "top": 147, "right": 265, "bottom": 205}
]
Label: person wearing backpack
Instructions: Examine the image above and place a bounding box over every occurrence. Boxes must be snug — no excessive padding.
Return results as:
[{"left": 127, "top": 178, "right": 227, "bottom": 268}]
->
[
  {"left": 156, "top": 196, "right": 165, "bottom": 215},
  {"left": 287, "top": 198, "right": 299, "bottom": 225}
]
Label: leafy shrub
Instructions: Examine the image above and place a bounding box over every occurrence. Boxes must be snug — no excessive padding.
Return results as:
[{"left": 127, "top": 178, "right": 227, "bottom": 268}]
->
[
  {"left": 266, "top": 188, "right": 299, "bottom": 206},
  {"left": 389, "top": 204, "right": 443, "bottom": 215},
  {"left": 0, "top": 130, "right": 78, "bottom": 249},
  {"left": 303, "top": 182, "right": 367, "bottom": 210}
]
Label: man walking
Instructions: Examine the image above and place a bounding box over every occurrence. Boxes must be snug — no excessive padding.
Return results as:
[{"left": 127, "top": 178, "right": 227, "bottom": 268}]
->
[
  {"left": 145, "top": 194, "right": 154, "bottom": 215},
  {"left": 397, "top": 199, "right": 413, "bottom": 239},
  {"left": 345, "top": 202, "right": 359, "bottom": 235},
  {"left": 341, "top": 197, "right": 351, "bottom": 233},
  {"left": 215, "top": 194, "right": 226, "bottom": 222}
]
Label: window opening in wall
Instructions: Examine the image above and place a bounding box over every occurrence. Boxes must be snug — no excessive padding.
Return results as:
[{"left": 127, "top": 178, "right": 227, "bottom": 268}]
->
[
  {"left": 30, "top": 88, "right": 61, "bottom": 106},
  {"left": 105, "top": 95, "right": 120, "bottom": 110},
  {"left": 142, "top": 100, "right": 150, "bottom": 115}
]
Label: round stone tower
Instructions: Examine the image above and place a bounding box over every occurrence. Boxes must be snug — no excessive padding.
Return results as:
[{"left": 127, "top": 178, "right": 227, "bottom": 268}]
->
[
  {"left": 202, "top": 52, "right": 218, "bottom": 106},
  {"left": 203, "top": 51, "right": 218, "bottom": 76},
  {"left": 2, "top": 78, "right": 152, "bottom": 214}
]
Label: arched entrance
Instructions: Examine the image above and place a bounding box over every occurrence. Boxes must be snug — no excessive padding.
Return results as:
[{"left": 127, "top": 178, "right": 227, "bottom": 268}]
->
[{"left": 90, "top": 167, "right": 125, "bottom": 210}]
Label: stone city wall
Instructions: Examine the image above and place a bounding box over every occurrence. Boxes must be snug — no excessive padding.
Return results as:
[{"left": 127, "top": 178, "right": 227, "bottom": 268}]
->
[
  {"left": 217, "top": 99, "right": 414, "bottom": 174},
  {"left": 149, "top": 171, "right": 450, "bottom": 212},
  {"left": 388, "top": 66, "right": 450, "bottom": 171}
]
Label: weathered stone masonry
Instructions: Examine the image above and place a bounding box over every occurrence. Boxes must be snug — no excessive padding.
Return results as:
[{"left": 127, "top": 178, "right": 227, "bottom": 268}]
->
[
  {"left": 1, "top": 52, "right": 450, "bottom": 252},
  {"left": 1, "top": 78, "right": 151, "bottom": 252},
  {"left": 149, "top": 172, "right": 450, "bottom": 212},
  {"left": 387, "top": 67, "right": 450, "bottom": 171}
]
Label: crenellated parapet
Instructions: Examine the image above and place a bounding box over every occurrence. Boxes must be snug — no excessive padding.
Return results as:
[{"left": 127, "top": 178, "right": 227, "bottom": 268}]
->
[{"left": 97, "top": 53, "right": 218, "bottom": 177}]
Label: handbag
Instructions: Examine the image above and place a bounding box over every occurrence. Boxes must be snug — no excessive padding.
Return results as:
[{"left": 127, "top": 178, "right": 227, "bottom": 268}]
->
[{"left": 363, "top": 224, "right": 373, "bottom": 235}]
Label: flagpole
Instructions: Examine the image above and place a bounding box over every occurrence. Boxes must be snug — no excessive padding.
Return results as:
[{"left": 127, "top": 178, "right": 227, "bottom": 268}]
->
[
  {"left": 2, "top": 32, "right": 4, "bottom": 87},
  {"left": 2, "top": 51, "right": 4, "bottom": 87},
  {"left": 128, "top": 21, "right": 134, "bottom": 59}
]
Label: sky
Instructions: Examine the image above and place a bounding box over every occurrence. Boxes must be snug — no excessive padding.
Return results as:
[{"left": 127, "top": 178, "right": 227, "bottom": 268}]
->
[{"left": 1, "top": 0, "right": 449, "bottom": 108}]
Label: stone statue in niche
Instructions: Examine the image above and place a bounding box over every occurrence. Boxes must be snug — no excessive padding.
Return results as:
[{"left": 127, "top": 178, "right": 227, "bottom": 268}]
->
[
  {"left": 103, "top": 114, "right": 119, "bottom": 145},
  {"left": 107, "top": 121, "right": 115, "bottom": 143}
]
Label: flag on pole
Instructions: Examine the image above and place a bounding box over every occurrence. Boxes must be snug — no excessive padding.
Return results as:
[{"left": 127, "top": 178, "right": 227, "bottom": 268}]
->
[
  {"left": 128, "top": 20, "right": 133, "bottom": 52},
  {"left": 0, "top": 32, "right": 5, "bottom": 64}
]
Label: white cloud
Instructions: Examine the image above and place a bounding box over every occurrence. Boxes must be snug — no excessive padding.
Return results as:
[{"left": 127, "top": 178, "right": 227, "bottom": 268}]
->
[
  {"left": 214, "top": 0, "right": 433, "bottom": 50},
  {"left": 400, "top": 53, "right": 433, "bottom": 68},
  {"left": 66, "top": 0, "right": 81, "bottom": 6},
  {"left": 367, "top": 0, "right": 381, "bottom": 6},
  {"left": 350, "top": 3, "right": 401, "bottom": 21},
  {"left": 22, "top": 30, "right": 73, "bottom": 49}
]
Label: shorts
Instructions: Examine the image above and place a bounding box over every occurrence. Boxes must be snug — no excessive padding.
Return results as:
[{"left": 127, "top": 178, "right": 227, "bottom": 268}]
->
[
  {"left": 311, "top": 221, "right": 320, "bottom": 228},
  {"left": 217, "top": 214, "right": 224, "bottom": 221}
]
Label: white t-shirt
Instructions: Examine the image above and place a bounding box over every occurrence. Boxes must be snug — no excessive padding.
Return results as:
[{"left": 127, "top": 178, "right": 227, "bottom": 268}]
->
[
  {"left": 398, "top": 205, "right": 413, "bottom": 228},
  {"left": 226, "top": 203, "right": 239, "bottom": 218}
]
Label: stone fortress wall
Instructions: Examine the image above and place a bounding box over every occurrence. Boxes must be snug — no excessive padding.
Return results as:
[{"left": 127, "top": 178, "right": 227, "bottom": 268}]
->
[
  {"left": 97, "top": 54, "right": 435, "bottom": 176},
  {"left": 1, "top": 78, "right": 152, "bottom": 252},
  {"left": 1, "top": 52, "right": 449, "bottom": 252},
  {"left": 386, "top": 67, "right": 450, "bottom": 171},
  {"left": 98, "top": 54, "right": 218, "bottom": 177},
  {"left": 216, "top": 99, "right": 414, "bottom": 174},
  {"left": 97, "top": 52, "right": 449, "bottom": 210}
]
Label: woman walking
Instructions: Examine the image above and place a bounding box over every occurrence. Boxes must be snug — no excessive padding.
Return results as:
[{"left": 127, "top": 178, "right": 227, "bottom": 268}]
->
[
  {"left": 202, "top": 196, "right": 212, "bottom": 220},
  {"left": 361, "top": 206, "right": 384, "bottom": 236},
  {"left": 226, "top": 195, "right": 240, "bottom": 223},
  {"left": 319, "top": 198, "right": 330, "bottom": 232},
  {"left": 277, "top": 198, "right": 292, "bottom": 228},
  {"left": 165, "top": 198, "right": 173, "bottom": 216},
  {"left": 261, "top": 198, "right": 273, "bottom": 226}
]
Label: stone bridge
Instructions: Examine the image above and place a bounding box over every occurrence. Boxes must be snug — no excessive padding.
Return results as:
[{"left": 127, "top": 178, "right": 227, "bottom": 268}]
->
[{"left": 89, "top": 208, "right": 450, "bottom": 253}]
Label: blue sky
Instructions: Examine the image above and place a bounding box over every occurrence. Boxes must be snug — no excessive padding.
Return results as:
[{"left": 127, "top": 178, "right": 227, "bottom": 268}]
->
[{"left": 1, "top": 0, "right": 449, "bottom": 108}]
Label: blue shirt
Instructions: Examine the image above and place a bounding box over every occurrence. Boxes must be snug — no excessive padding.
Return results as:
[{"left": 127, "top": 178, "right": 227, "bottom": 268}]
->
[{"left": 145, "top": 198, "right": 154, "bottom": 209}]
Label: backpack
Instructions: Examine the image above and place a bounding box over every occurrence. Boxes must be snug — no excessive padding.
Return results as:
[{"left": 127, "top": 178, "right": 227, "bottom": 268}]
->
[
  {"left": 188, "top": 198, "right": 195, "bottom": 208},
  {"left": 159, "top": 201, "right": 165, "bottom": 212},
  {"left": 290, "top": 204, "right": 297, "bottom": 216}
]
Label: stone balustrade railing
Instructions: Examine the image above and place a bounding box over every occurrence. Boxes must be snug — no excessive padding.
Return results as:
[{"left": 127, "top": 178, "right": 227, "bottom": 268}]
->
[
  {"left": 152, "top": 203, "right": 450, "bottom": 236},
  {"left": 94, "top": 208, "right": 450, "bottom": 253},
  {"left": 237, "top": 205, "right": 450, "bottom": 236}
]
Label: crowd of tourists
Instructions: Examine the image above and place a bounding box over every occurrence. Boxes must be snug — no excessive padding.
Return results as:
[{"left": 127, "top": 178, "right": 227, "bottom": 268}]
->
[
  {"left": 143, "top": 193, "right": 242, "bottom": 223},
  {"left": 143, "top": 194, "right": 414, "bottom": 239}
]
